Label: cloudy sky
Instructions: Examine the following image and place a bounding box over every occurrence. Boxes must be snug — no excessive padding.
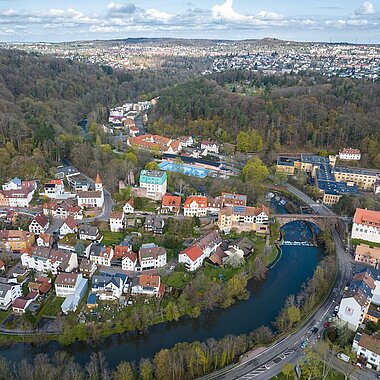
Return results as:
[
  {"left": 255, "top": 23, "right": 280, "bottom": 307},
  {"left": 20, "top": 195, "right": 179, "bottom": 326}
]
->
[{"left": 0, "top": 0, "right": 379, "bottom": 43}]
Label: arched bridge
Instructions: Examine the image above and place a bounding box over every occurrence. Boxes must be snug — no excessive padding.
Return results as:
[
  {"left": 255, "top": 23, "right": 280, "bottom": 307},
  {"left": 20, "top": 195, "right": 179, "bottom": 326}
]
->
[{"left": 273, "top": 214, "right": 347, "bottom": 229}]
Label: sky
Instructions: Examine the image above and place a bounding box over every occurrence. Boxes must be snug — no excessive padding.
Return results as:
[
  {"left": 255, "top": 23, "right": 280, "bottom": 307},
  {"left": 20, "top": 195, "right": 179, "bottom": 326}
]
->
[{"left": 0, "top": 0, "right": 379, "bottom": 43}]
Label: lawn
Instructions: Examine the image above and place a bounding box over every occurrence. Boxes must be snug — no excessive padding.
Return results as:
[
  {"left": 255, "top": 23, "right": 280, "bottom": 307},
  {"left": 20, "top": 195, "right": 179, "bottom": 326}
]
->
[
  {"left": 0, "top": 310, "right": 10, "bottom": 324},
  {"left": 163, "top": 271, "right": 192, "bottom": 289},
  {"left": 202, "top": 262, "right": 240, "bottom": 281},
  {"left": 101, "top": 231, "right": 125, "bottom": 246},
  {"left": 351, "top": 238, "right": 380, "bottom": 249},
  {"left": 35, "top": 294, "right": 64, "bottom": 321},
  {"left": 264, "top": 246, "right": 279, "bottom": 266}
]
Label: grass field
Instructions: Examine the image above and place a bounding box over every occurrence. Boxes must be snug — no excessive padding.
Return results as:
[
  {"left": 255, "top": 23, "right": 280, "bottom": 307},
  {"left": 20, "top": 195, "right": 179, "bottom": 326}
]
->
[
  {"left": 101, "top": 231, "right": 125, "bottom": 246},
  {"left": 163, "top": 271, "right": 192, "bottom": 289},
  {"left": 352, "top": 238, "right": 380, "bottom": 248}
]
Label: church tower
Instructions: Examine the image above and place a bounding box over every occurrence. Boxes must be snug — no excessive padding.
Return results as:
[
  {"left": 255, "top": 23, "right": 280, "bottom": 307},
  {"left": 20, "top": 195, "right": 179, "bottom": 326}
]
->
[{"left": 95, "top": 173, "right": 103, "bottom": 192}]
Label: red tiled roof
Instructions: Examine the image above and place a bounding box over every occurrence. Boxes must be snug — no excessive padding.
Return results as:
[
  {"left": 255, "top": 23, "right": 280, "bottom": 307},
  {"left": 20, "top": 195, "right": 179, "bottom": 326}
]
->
[
  {"left": 63, "top": 216, "right": 77, "bottom": 230},
  {"left": 139, "top": 275, "right": 160, "bottom": 287},
  {"left": 183, "top": 196, "right": 207, "bottom": 208},
  {"left": 162, "top": 194, "right": 181, "bottom": 208},
  {"left": 354, "top": 208, "right": 380, "bottom": 227},
  {"left": 181, "top": 245, "right": 203, "bottom": 261}
]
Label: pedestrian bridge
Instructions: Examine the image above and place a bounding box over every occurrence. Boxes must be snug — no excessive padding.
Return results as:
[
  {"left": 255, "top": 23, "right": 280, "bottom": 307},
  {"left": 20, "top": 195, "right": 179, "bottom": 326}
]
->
[{"left": 273, "top": 214, "right": 345, "bottom": 229}]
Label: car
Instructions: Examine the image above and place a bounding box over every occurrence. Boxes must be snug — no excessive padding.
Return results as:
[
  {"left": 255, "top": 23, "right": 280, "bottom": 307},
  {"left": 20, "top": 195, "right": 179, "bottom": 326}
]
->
[
  {"left": 328, "top": 317, "right": 333, "bottom": 322},
  {"left": 300, "top": 341, "right": 308, "bottom": 349},
  {"left": 311, "top": 327, "right": 319, "bottom": 334},
  {"left": 323, "top": 322, "right": 330, "bottom": 328},
  {"left": 334, "top": 305, "right": 339, "bottom": 312}
]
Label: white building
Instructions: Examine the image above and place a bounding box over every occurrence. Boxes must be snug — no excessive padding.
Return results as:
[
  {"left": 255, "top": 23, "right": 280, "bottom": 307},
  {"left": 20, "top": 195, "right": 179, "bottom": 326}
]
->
[
  {"left": 139, "top": 170, "right": 167, "bottom": 200},
  {"left": 55, "top": 273, "right": 88, "bottom": 314},
  {"left": 109, "top": 211, "right": 125, "bottom": 232},
  {"left": 91, "top": 274, "right": 127, "bottom": 300},
  {"left": 200, "top": 140, "right": 219, "bottom": 154},
  {"left": 59, "top": 217, "right": 77, "bottom": 237},
  {"left": 131, "top": 275, "right": 162, "bottom": 297},
  {"left": 2, "top": 177, "right": 22, "bottom": 191},
  {"left": 77, "top": 174, "right": 104, "bottom": 208},
  {"left": 138, "top": 244, "right": 167, "bottom": 270},
  {"left": 179, "top": 231, "right": 221, "bottom": 271},
  {"left": 42, "top": 179, "right": 65, "bottom": 199},
  {"left": 183, "top": 195, "right": 208, "bottom": 217},
  {"left": 352, "top": 333, "right": 380, "bottom": 370},
  {"left": 121, "top": 252, "right": 138, "bottom": 271},
  {"left": 339, "top": 148, "right": 361, "bottom": 161},
  {"left": 88, "top": 244, "right": 114, "bottom": 267},
  {"left": 338, "top": 269, "right": 375, "bottom": 330},
  {"left": 29, "top": 213, "right": 50, "bottom": 235},
  {"left": 0, "top": 283, "right": 22, "bottom": 310},
  {"left": 123, "top": 198, "right": 134, "bottom": 214},
  {"left": 351, "top": 208, "right": 380, "bottom": 244},
  {"left": 0, "top": 180, "right": 37, "bottom": 208},
  {"left": 21, "top": 247, "right": 78, "bottom": 275}
]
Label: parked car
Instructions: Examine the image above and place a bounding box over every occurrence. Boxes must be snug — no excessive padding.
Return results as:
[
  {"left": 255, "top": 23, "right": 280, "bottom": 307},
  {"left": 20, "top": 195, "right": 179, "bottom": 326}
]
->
[
  {"left": 311, "top": 327, "right": 318, "bottom": 334},
  {"left": 323, "top": 322, "right": 330, "bottom": 328},
  {"left": 334, "top": 305, "right": 339, "bottom": 312}
]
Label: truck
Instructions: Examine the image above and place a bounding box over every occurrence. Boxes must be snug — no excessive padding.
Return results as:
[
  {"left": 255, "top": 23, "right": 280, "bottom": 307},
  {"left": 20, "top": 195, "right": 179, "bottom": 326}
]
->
[{"left": 337, "top": 353, "right": 350, "bottom": 363}]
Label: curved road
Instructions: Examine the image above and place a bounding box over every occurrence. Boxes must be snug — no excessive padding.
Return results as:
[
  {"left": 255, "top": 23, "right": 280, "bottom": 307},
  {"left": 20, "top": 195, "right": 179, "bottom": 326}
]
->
[{"left": 200, "top": 184, "right": 358, "bottom": 380}]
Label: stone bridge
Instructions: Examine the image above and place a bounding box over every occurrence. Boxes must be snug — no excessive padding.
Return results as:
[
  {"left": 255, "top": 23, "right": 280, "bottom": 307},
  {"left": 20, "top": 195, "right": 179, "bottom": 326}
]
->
[{"left": 273, "top": 214, "right": 346, "bottom": 229}]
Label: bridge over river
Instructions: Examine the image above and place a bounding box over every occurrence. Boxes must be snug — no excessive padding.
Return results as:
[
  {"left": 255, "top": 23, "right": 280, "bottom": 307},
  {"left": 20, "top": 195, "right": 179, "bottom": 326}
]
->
[{"left": 273, "top": 214, "right": 349, "bottom": 229}]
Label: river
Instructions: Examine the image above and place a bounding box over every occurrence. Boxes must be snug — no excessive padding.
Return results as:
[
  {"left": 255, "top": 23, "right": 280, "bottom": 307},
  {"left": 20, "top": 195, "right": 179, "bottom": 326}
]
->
[{"left": 0, "top": 221, "right": 323, "bottom": 368}]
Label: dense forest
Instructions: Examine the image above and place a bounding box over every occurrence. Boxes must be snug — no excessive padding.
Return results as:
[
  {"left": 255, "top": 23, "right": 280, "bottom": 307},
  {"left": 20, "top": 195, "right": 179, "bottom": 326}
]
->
[
  {"left": 0, "top": 49, "right": 195, "bottom": 183},
  {"left": 149, "top": 72, "right": 380, "bottom": 167}
]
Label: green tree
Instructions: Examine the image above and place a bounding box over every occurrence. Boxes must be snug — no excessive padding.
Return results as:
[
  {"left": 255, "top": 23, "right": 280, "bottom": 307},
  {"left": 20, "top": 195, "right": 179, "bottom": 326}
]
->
[
  {"left": 145, "top": 161, "right": 159, "bottom": 170},
  {"left": 249, "top": 129, "right": 263, "bottom": 152},
  {"left": 112, "top": 361, "right": 135, "bottom": 380},
  {"left": 236, "top": 132, "right": 250, "bottom": 152},
  {"left": 242, "top": 157, "right": 269, "bottom": 185},
  {"left": 282, "top": 362, "right": 295, "bottom": 378},
  {"left": 165, "top": 301, "right": 180, "bottom": 321},
  {"left": 139, "top": 358, "right": 154, "bottom": 380},
  {"left": 125, "top": 152, "right": 138, "bottom": 166}
]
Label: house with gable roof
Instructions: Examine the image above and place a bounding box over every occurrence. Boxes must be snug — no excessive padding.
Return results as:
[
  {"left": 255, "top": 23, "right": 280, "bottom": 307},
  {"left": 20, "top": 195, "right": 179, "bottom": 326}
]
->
[
  {"left": 29, "top": 213, "right": 50, "bottom": 235},
  {"left": 131, "top": 275, "right": 163, "bottom": 297},
  {"left": 183, "top": 195, "right": 208, "bottom": 217},
  {"left": 59, "top": 216, "right": 78, "bottom": 237}
]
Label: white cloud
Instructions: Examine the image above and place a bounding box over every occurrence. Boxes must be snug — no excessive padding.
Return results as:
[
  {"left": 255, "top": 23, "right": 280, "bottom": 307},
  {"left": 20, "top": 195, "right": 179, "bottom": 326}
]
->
[
  {"left": 355, "top": 1, "right": 376, "bottom": 15},
  {"left": 146, "top": 8, "right": 172, "bottom": 22},
  {"left": 212, "top": 0, "right": 245, "bottom": 22}
]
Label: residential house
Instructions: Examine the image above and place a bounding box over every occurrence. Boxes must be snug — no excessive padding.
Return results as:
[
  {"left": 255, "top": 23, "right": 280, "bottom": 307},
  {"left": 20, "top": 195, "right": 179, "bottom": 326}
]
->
[
  {"left": 59, "top": 216, "right": 78, "bottom": 237},
  {"left": 183, "top": 195, "right": 208, "bottom": 217},
  {"left": 109, "top": 211, "right": 125, "bottom": 232},
  {"left": 338, "top": 270, "right": 375, "bottom": 330},
  {"left": 28, "top": 277, "right": 52, "bottom": 295},
  {"left": 221, "top": 193, "right": 247, "bottom": 207},
  {"left": 55, "top": 273, "right": 88, "bottom": 314},
  {"left": 12, "top": 292, "right": 39, "bottom": 314},
  {"left": 339, "top": 148, "right": 361, "bottom": 161},
  {"left": 138, "top": 243, "right": 167, "bottom": 270},
  {"left": 218, "top": 204, "right": 270, "bottom": 234},
  {"left": 207, "top": 197, "right": 223, "bottom": 215},
  {"left": 161, "top": 194, "right": 181, "bottom": 215},
  {"left": 67, "top": 174, "right": 92, "bottom": 192},
  {"left": 355, "top": 244, "right": 380, "bottom": 269},
  {"left": 352, "top": 333, "right": 380, "bottom": 370},
  {"left": 79, "top": 258, "right": 97, "bottom": 278},
  {"left": 0, "top": 230, "right": 34, "bottom": 252},
  {"left": 21, "top": 247, "right": 78, "bottom": 275},
  {"left": 225, "top": 237, "right": 255, "bottom": 258},
  {"left": 88, "top": 244, "right": 114, "bottom": 267},
  {"left": 123, "top": 198, "right": 134, "bottom": 214},
  {"left": 144, "top": 215, "right": 164, "bottom": 234},
  {"left": 28, "top": 213, "right": 50, "bottom": 235},
  {"left": 138, "top": 170, "right": 167, "bottom": 200},
  {"left": 0, "top": 180, "right": 37, "bottom": 208},
  {"left": 2, "top": 177, "right": 22, "bottom": 190},
  {"left": 131, "top": 275, "right": 163, "bottom": 297},
  {"left": 179, "top": 231, "right": 222, "bottom": 271},
  {"left": 54, "top": 165, "right": 80, "bottom": 180},
  {"left": 79, "top": 225, "right": 101, "bottom": 241},
  {"left": 43, "top": 200, "right": 83, "bottom": 220},
  {"left": 200, "top": 140, "right": 219, "bottom": 154},
  {"left": 351, "top": 208, "right": 380, "bottom": 244},
  {"left": 209, "top": 247, "right": 229, "bottom": 266},
  {"left": 77, "top": 174, "right": 104, "bottom": 208},
  {"left": 91, "top": 273, "right": 127, "bottom": 300},
  {"left": 179, "top": 136, "right": 194, "bottom": 147},
  {"left": 36, "top": 233, "right": 52, "bottom": 248},
  {"left": 0, "top": 283, "right": 22, "bottom": 310},
  {"left": 42, "top": 179, "right": 65, "bottom": 199},
  {"left": 113, "top": 245, "right": 137, "bottom": 271}
]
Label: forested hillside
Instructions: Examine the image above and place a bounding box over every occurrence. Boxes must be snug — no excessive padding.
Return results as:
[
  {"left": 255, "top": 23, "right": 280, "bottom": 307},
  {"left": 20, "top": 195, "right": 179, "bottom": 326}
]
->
[
  {"left": 149, "top": 72, "right": 380, "bottom": 167},
  {"left": 0, "top": 49, "right": 193, "bottom": 182}
]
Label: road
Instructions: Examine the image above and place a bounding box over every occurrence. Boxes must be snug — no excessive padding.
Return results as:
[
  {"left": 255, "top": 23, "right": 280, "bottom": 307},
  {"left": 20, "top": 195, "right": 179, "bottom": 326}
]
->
[{"left": 199, "top": 184, "right": 371, "bottom": 380}]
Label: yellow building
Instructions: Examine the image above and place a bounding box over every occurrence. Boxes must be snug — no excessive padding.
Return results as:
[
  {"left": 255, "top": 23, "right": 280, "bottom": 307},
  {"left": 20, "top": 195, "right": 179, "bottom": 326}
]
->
[
  {"left": 0, "top": 230, "right": 35, "bottom": 251},
  {"left": 333, "top": 167, "right": 378, "bottom": 191}
]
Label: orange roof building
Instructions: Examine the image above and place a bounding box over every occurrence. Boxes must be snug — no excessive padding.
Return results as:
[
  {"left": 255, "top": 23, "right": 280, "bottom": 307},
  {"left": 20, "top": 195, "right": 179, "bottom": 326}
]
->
[
  {"left": 183, "top": 195, "right": 208, "bottom": 217},
  {"left": 161, "top": 194, "right": 181, "bottom": 215},
  {"left": 352, "top": 208, "right": 380, "bottom": 244}
]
